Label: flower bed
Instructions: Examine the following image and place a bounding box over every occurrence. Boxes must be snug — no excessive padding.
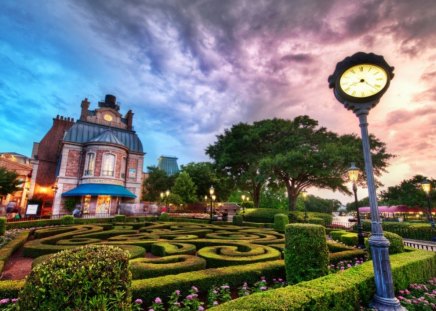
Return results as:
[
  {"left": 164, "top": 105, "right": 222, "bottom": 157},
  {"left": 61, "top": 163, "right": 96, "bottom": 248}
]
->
[{"left": 397, "top": 278, "right": 436, "bottom": 310}]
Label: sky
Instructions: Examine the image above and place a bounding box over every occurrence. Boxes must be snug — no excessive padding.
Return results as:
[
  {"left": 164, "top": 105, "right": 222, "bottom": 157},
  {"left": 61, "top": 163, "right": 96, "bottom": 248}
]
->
[{"left": 0, "top": 0, "right": 435, "bottom": 204}]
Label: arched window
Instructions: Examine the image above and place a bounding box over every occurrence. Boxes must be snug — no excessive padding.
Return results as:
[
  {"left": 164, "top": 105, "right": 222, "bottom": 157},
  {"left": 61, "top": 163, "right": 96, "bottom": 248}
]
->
[
  {"left": 102, "top": 153, "right": 115, "bottom": 177},
  {"left": 84, "top": 152, "right": 95, "bottom": 176}
]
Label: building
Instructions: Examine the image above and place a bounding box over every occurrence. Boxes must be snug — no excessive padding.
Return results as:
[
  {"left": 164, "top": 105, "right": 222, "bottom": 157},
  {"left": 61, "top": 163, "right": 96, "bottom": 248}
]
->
[
  {"left": 0, "top": 153, "right": 32, "bottom": 209},
  {"left": 157, "top": 156, "right": 179, "bottom": 176},
  {"left": 30, "top": 94, "right": 145, "bottom": 216}
]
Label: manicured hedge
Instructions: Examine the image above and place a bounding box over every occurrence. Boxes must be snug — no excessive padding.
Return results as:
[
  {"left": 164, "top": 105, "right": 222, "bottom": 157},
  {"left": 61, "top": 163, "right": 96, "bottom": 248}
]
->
[
  {"left": 19, "top": 245, "right": 132, "bottom": 310},
  {"left": 0, "top": 231, "right": 30, "bottom": 274},
  {"left": 131, "top": 260, "right": 285, "bottom": 306},
  {"left": 326, "top": 240, "right": 353, "bottom": 253},
  {"left": 243, "top": 208, "right": 283, "bottom": 223},
  {"left": 340, "top": 233, "right": 359, "bottom": 247},
  {"left": 233, "top": 215, "right": 243, "bottom": 225},
  {"left": 330, "top": 230, "right": 348, "bottom": 241},
  {"left": 60, "top": 215, "right": 74, "bottom": 225},
  {"left": 273, "top": 214, "right": 289, "bottom": 232},
  {"left": 151, "top": 242, "right": 196, "bottom": 256},
  {"left": 289, "top": 211, "right": 333, "bottom": 226},
  {"left": 284, "top": 224, "right": 329, "bottom": 284},
  {"left": 365, "top": 231, "right": 404, "bottom": 255},
  {"left": 362, "top": 221, "right": 433, "bottom": 241},
  {"left": 0, "top": 217, "right": 6, "bottom": 235},
  {"left": 210, "top": 249, "right": 436, "bottom": 311},
  {"left": 130, "top": 255, "right": 206, "bottom": 279},
  {"left": 113, "top": 215, "right": 126, "bottom": 222},
  {"left": 6, "top": 217, "right": 113, "bottom": 230},
  {"left": 329, "top": 249, "right": 367, "bottom": 264}
]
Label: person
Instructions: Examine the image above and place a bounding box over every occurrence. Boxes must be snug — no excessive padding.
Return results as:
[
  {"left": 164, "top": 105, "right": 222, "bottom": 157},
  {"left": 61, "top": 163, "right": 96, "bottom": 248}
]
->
[{"left": 72, "top": 207, "right": 81, "bottom": 218}]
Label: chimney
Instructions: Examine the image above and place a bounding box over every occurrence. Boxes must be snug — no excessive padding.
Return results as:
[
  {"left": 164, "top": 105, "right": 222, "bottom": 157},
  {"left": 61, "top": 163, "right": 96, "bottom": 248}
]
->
[
  {"left": 125, "top": 110, "right": 134, "bottom": 130},
  {"left": 80, "top": 98, "right": 90, "bottom": 120}
]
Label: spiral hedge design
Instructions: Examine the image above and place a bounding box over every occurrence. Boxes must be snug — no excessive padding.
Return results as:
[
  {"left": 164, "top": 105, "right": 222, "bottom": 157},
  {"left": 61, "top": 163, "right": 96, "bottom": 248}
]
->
[{"left": 23, "top": 221, "right": 287, "bottom": 279}]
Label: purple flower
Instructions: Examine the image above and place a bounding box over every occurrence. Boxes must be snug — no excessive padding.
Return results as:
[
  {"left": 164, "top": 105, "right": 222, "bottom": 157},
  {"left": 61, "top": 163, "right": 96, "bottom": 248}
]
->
[
  {"left": 260, "top": 286, "right": 267, "bottom": 291},
  {"left": 11, "top": 298, "right": 19, "bottom": 303},
  {"left": 221, "top": 285, "right": 230, "bottom": 289},
  {"left": 278, "top": 278, "right": 283, "bottom": 282},
  {"left": 0, "top": 299, "right": 10, "bottom": 305},
  {"left": 186, "top": 295, "right": 193, "bottom": 300},
  {"left": 175, "top": 290, "right": 181, "bottom": 295},
  {"left": 261, "top": 276, "right": 266, "bottom": 281},
  {"left": 198, "top": 306, "right": 205, "bottom": 311},
  {"left": 213, "top": 290, "right": 218, "bottom": 294},
  {"left": 192, "top": 286, "right": 199, "bottom": 293},
  {"left": 154, "top": 297, "right": 162, "bottom": 304},
  {"left": 148, "top": 309, "right": 155, "bottom": 311},
  {"left": 135, "top": 298, "right": 143, "bottom": 304}
]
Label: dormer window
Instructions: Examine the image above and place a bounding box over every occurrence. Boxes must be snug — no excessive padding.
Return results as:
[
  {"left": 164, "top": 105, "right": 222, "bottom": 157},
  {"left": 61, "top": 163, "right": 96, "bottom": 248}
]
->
[
  {"left": 102, "top": 153, "right": 115, "bottom": 177},
  {"left": 84, "top": 152, "right": 95, "bottom": 176}
]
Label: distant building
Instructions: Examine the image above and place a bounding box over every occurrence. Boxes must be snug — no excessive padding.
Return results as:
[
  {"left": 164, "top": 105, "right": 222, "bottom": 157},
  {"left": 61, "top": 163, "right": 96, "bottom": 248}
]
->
[
  {"left": 0, "top": 153, "right": 32, "bottom": 209},
  {"left": 157, "top": 156, "right": 179, "bottom": 176},
  {"left": 30, "top": 94, "right": 145, "bottom": 216}
]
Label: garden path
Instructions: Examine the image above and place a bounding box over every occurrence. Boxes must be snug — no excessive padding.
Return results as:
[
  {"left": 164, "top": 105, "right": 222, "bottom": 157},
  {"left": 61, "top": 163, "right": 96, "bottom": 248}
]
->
[{"left": 1, "top": 248, "right": 32, "bottom": 280}]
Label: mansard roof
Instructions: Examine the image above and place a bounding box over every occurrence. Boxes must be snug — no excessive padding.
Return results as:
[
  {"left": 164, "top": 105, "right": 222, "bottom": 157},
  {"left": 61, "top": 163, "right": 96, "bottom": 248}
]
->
[{"left": 63, "top": 121, "right": 143, "bottom": 154}]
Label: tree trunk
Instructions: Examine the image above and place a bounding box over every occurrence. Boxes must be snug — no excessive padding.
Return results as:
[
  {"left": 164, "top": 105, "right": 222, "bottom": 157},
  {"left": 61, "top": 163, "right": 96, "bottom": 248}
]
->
[{"left": 252, "top": 183, "right": 262, "bottom": 208}]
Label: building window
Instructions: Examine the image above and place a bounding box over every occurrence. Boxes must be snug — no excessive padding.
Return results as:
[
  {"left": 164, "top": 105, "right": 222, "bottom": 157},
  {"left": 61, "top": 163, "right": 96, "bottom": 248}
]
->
[
  {"left": 102, "top": 153, "right": 115, "bottom": 176},
  {"left": 129, "top": 168, "right": 136, "bottom": 178},
  {"left": 84, "top": 152, "right": 95, "bottom": 176},
  {"left": 121, "top": 157, "right": 126, "bottom": 179}
]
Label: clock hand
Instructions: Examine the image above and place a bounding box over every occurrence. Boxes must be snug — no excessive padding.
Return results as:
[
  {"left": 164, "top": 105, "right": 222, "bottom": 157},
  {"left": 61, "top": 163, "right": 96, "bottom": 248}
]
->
[{"left": 364, "top": 81, "right": 377, "bottom": 90}]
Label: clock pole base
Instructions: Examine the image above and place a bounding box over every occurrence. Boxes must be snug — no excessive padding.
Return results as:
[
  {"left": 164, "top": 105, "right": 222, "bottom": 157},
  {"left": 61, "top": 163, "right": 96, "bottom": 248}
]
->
[{"left": 370, "top": 295, "right": 406, "bottom": 311}]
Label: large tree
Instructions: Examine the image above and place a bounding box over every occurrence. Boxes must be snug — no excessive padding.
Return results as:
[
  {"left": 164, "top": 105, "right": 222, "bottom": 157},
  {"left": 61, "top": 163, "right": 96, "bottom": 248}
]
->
[
  {"left": 379, "top": 175, "right": 435, "bottom": 208},
  {"left": 0, "top": 167, "right": 22, "bottom": 200},
  {"left": 259, "top": 116, "right": 393, "bottom": 211}
]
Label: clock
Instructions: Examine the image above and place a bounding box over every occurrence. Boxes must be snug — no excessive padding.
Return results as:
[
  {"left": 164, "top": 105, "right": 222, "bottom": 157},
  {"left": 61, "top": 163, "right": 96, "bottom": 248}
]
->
[
  {"left": 328, "top": 52, "right": 394, "bottom": 104},
  {"left": 339, "top": 64, "right": 388, "bottom": 98},
  {"left": 103, "top": 114, "right": 113, "bottom": 122}
]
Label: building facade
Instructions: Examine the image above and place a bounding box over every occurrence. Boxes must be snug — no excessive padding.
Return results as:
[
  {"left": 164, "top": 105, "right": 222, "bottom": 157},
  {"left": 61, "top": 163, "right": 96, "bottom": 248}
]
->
[{"left": 30, "top": 94, "right": 145, "bottom": 216}]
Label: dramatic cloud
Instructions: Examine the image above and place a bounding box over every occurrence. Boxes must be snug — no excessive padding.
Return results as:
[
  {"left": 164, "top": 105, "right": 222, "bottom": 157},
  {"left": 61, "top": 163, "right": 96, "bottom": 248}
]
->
[{"left": 0, "top": 0, "right": 435, "bottom": 203}]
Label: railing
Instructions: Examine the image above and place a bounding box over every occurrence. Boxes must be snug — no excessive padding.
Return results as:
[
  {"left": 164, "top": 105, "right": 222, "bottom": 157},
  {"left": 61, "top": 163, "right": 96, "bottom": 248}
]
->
[
  {"left": 403, "top": 241, "right": 436, "bottom": 252},
  {"left": 101, "top": 170, "right": 114, "bottom": 176}
]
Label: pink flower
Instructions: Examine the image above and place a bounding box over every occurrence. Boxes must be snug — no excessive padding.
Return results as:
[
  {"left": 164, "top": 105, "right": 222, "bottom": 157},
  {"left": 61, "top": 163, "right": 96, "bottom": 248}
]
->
[
  {"left": 135, "top": 298, "right": 143, "bottom": 304},
  {"left": 154, "top": 297, "right": 162, "bottom": 304},
  {"left": 175, "top": 290, "right": 181, "bottom": 295},
  {"left": 198, "top": 307, "right": 205, "bottom": 311},
  {"left": 0, "top": 299, "right": 10, "bottom": 305},
  {"left": 186, "top": 295, "right": 193, "bottom": 300},
  {"left": 213, "top": 301, "right": 219, "bottom": 306},
  {"left": 192, "top": 286, "right": 199, "bottom": 293}
]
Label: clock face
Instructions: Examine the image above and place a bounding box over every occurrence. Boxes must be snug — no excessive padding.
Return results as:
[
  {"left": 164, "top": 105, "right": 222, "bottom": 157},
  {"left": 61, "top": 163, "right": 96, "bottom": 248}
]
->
[
  {"left": 339, "top": 64, "right": 388, "bottom": 98},
  {"left": 103, "top": 114, "right": 113, "bottom": 122}
]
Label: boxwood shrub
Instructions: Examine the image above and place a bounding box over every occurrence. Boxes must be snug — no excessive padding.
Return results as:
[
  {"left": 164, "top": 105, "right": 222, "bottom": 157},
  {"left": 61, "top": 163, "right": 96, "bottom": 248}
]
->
[
  {"left": 340, "top": 233, "right": 358, "bottom": 247},
  {"left": 19, "top": 244, "right": 131, "bottom": 311},
  {"left": 233, "top": 214, "right": 243, "bottom": 225},
  {"left": 60, "top": 215, "right": 74, "bottom": 225},
  {"left": 329, "top": 249, "right": 367, "bottom": 264},
  {"left": 362, "top": 221, "right": 433, "bottom": 241},
  {"left": 113, "top": 215, "right": 126, "bottom": 222},
  {"left": 330, "top": 230, "right": 348, "bottom": 241},
  {"left": 365, "top": 231, "right": 404, "bottom": 254},
  {"left": 243, "top": 208, "right": 283, "bottom": 223},
  {"left": 0, "top": 217, "right": 6, "bottom": 236},
  {"left": 327, "top": 240, "right": 353, "bottom": 253},
  {"left": 284, "top": 224, "right": 329, "bottom": 284},
  {"left": 273, "top": 214, "right": 289, "bottom": 232}
]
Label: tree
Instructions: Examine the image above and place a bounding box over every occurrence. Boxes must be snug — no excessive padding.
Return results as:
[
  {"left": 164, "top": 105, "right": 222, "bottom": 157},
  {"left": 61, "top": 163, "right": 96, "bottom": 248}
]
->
[
  {"left": 0, "top": 167, "right": 23, "bottom": 200},
  {"left": 180, "top": 162, "right": 233, "bottom": 201},
  {"left": 257, "top": 116, "right": 393, "bottom": 211},
  {"left": 345, "top": 196, "right": 370, "bottom": 212},
  {"left": 304, "top": 195, "right": 341, "bottom": 213},
  {"left": 142, "top": 166, "right": 175, "bottom": 201},
  {"left": 171, "top": 172, "right": 197, "bottom": 204},
  {"left": 379, "top": 175, "right": 435, "bottom": 208}
]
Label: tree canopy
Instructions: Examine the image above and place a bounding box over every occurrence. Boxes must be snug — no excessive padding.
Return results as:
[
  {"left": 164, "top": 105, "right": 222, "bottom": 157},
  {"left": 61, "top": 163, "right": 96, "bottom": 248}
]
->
[
  {"left": 171, "top": 172, "right": 197, "bottom": 204},
  {"left": 207, "top": 116, "right": 394, "bottom": 211},
  {"left": 142, "top": 166, "right": 175, "bottom": 201}
]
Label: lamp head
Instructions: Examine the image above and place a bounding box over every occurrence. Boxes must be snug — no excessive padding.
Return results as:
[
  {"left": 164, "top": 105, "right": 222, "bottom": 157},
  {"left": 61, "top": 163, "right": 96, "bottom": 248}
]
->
[
  {"left": 165, "top": 190, "right": 170, "bottom": 197},
  {"left": 301, "top": 190, "right": 308, "bottom": 199},
  {"left": 212, "top": 194, "right": 216, "bottom": 201},
  {"left": 347, "top": 162, "right": 360, "bottom": 183},
  {"left": 209, "top": 186, "right": 215, "bottom": 195},
  {"left": 421, "top": 179, "right": 432, "bottom": 195},
  {"left": 241, "top": 194, "right": 246, "bottom": 201}
]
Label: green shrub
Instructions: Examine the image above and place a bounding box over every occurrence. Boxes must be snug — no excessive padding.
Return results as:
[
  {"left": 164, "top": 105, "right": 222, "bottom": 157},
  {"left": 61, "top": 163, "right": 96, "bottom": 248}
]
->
[
  {"left": 330, "top": 230, "right": 348, "bottom": 241},
  {"left": 151, "top": 242, "right": 196, "bottom": 256},
  {"left": 113, "top": 215, "right": 126, "bottom": 222},
  {"left": 340, "top": 233, "right": 358, "bottom": 246},
  {"left": 60, "top": 215, "right": 74, "bottom": 225},
  {"left": 308, "top": 217, "right": 325, "bottom": 226},
  {"left": 19, "top": 245, "right": 131, "bottom": 311},
  {"left": 0, "top": 218, "right": 6, "bottom": 236},
  {"left": 365, "top": 231, "right": 404, "bottom": 254},
  {"left": 274, "top": 214, "right": 289, "bottom": 232},
  {"left": 233, "top": 214, "right": 243, "bottom": 225},
  {"left": 362, "top": 221, "right": 432, "bottom": 241},
  {"left": 289, "top": 212, "right": 332, "bottom": 226},
  {"left": 284, "top": 224, "right": 329, "bottom": 284},
  {"left": 243, "top": 208, "right": 284, "bottom": 223},
  {"left": 326, "top": 240, "right": 353, "bottom": 253},
  {"left": 63, "top": 198, "right": 78, "bottom": 213},
  {"left": 210, "top": 249, "right": 436, "bottom": 311},
  {"left": 329, "top": 249, "right": 367, "bottom": 264},
  {"left": 130, "top": 255, "right": 206, "bottom": 279},
  {"left": 159, "top": 212, "right": 170, "bottom": 221}
]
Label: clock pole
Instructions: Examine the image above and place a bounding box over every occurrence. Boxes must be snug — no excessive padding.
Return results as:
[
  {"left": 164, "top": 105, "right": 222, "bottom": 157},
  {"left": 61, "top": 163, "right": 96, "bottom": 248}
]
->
[{"left": 328, "top": 52, "right": 404, "bottom": 311}]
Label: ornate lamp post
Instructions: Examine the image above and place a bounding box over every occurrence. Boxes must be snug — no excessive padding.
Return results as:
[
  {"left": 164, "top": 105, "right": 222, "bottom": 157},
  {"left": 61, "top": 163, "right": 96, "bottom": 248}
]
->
[
  {"left": 421, "top": 179, "right": 434, "bottom": 241},
  {"left": 301, "top": 190, "right": 308, "bottom": 222},
  {"left": 329, "top": 52, "right": 404, "bottom": 310},
  {"left": 348, "top": 163, "right": 365, "bottom": 248}
]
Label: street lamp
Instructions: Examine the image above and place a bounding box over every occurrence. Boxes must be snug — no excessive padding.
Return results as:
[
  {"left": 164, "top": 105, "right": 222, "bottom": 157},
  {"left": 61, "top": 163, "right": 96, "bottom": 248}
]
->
[
  {"left": 160, "top": 190, "right": 170, "bottom": 212},
  {"left": 348, "top": 163, "right": 365, "bottom": 249},
  {"left": 421, "top": 179, "right": 434, "bottom": 241},
  {"left": 209, "top": 186, "right": 215, "bottom": 223},
  {"left": 301, "top": 190, "right": 308, "bottom": 222},
  {"left": 329, "top": 52, "right": 403, "bottom": 310}
]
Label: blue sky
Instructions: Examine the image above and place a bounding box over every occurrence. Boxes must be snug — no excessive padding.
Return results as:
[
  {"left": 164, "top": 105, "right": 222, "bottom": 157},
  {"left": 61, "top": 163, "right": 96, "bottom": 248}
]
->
[{"left": 1, "top": 0, "right": 435, "bottom": 203}]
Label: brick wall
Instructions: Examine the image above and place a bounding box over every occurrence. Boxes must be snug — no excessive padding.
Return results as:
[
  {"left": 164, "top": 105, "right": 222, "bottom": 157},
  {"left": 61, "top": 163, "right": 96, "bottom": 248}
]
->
[{"left": 65, "top": 150, "right": 81, "bottom": 177}]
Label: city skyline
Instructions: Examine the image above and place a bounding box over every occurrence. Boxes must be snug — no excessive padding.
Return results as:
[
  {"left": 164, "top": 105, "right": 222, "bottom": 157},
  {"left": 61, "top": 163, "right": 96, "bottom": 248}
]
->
[{"left": 1, "top": 0, "right": 435, "bottom": 203}]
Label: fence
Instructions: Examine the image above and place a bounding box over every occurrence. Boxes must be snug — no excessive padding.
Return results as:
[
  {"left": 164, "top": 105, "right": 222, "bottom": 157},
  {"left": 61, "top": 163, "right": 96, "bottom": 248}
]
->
[{"left": 403, "top": 240, "right": 436, "bottom": 252}]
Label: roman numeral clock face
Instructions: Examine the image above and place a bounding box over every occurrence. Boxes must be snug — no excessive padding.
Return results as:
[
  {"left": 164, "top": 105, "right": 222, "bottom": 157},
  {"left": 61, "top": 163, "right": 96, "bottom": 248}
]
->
[{"left": 339, "top": 64, "right": 388, "bottom": 99}]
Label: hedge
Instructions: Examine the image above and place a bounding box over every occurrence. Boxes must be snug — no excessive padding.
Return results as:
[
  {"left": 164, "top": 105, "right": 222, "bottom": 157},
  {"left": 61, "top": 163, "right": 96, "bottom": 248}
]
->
[
  {"left": 273, "top": 214, "right": 289, "bottom": 232},
  {"left": 131, "top": 260, "right": 285, "bottom": 306},
  {"left": 284, "top": 224, "right": 329, "bottom": 284},
  {"left": 340, "top": 233, "right": 359, "bottom": 247},
  {"left": 243, "top": 208, "right": 284, "bottom": 223},
  {"left": 329, "top": 249, "right": 367, "bottom": 264},
  {"left": 330, "top": 230, "right": 348, "bottom": 241},
  {"left": 130, "top": 255, "right": 206, "bottom": 279},
  {"left": 0, "top": 231, "right": 30, "bottom": 274},
  {"left": 362, "top": 221, "right": 433, "bottom": 241},
  {"left": 151, "top": 242, "right": 196, "bottom": 256},
  {"left": 0, "top": 217, "right": 6, "bottom": 236},
  {"left": 233, "top": 215, "right": 243, "bottom": 225},
  {"left": 365, "top": 231, "right": 404, "bottom": 255},
  {"left": 326, "top": 240, "right": 353, "bottom": 253},
  {"left": 210, "top": 249, "right": 436, "bottom": 310},
  {"left": 289, "top": 211, "right": 333, "bottom": 226},
  {"left": 5, "top": 217, "right": 113, "bottom": 230}
]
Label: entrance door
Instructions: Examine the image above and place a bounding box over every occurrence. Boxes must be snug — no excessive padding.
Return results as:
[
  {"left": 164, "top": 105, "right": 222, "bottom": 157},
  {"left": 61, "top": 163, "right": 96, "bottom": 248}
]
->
[{"left": 96, "top": 195, "right": 111, "bottom": 215}]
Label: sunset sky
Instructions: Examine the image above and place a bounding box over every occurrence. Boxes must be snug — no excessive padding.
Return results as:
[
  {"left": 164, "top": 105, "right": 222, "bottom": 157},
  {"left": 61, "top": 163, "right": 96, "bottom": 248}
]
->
[{"left": 0, "top": 0, "right": 435, "bottom": 204}]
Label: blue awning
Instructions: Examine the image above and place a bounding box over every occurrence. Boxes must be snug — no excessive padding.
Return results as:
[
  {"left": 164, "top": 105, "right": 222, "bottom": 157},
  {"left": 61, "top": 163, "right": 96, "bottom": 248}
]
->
[{"left": 62, "top": 183, "right": 136, "bottom": 198}]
